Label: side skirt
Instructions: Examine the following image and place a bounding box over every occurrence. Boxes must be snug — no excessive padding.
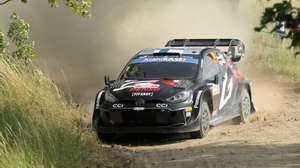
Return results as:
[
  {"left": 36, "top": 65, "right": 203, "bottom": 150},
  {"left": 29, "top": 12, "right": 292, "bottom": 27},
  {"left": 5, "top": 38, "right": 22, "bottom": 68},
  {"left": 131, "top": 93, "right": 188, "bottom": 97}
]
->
[
  {"left": 209, "top": 104, "right": 240, "bottom": 126},
  {"left": 209, "top": 113, "right": 240, "bottom": 126}
]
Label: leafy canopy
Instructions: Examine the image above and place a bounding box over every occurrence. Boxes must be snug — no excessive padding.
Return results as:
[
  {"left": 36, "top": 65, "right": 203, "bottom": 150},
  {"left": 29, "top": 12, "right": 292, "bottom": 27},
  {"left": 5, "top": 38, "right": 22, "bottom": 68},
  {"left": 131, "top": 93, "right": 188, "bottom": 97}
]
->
[
  {"left": 0, "top": 0, "right": 94, "bottom": 62},
  {"left": 255, "top": 0, "right": 300, "bottom": 54},
  {"left": 1, "top": 13, "right": 36, "bottom": 63},
  {"left": 0, "top": 0, "right": 93, "bottom": 17}
]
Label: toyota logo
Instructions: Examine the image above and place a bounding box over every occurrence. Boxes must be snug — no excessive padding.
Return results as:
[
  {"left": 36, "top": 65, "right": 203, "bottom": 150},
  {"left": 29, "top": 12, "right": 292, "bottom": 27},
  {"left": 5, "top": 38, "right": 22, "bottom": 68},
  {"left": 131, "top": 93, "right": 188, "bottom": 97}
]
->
[{"left": 135, "top": 98, "right": 145, "bottom": 106}]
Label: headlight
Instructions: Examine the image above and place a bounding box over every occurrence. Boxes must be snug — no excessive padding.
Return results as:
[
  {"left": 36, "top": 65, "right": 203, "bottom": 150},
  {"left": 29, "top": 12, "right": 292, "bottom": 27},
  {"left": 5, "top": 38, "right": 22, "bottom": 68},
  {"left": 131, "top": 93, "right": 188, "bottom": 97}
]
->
[
  {"left": 166, "top": 90, "right": 192, "bottom": 103},
  {"left": 104, "top": 90, "right": 117, "bottom": 103}
]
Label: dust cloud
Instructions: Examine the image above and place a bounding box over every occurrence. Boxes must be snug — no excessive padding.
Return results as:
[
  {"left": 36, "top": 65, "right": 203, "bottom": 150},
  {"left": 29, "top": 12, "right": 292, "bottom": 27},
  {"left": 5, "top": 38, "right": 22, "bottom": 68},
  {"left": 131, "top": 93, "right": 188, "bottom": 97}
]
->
[{"left": 0, "top": 0, "right": 255, "bottom": 107}]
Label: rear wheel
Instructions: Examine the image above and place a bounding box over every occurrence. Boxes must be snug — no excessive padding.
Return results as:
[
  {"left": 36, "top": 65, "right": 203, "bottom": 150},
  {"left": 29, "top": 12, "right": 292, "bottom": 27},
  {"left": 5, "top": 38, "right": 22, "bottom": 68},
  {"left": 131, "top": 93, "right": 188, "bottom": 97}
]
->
[
  {"left": 191, "top": 99, "right": 211, "bottom": 139},
  {"left": 233, "top": 88, "right": 251, "bottom": 124}
]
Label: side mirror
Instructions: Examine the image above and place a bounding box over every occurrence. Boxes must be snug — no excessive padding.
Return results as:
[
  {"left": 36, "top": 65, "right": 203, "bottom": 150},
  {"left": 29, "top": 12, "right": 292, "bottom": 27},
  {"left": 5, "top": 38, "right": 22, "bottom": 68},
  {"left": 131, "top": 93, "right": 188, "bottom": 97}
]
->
[
  {"left": 229, "top": 44, "right": 245, "bottom": 62},
  {"left": 104, "top": 75, "right": 116, "bottom": 85},
  {"left": 231, "top": 55, "right": 242, "bottom": 62}
]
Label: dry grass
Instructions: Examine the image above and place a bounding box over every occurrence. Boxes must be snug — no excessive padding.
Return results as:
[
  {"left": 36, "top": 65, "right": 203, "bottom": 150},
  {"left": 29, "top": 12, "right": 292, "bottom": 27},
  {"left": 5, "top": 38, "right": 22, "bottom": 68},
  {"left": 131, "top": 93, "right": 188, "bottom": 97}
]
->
[
  {"left": 0, "top": 57, "right": 103, "bottom": 168},
  {"left": 249, "top": 32, "right": 300, "bottom": 80}
]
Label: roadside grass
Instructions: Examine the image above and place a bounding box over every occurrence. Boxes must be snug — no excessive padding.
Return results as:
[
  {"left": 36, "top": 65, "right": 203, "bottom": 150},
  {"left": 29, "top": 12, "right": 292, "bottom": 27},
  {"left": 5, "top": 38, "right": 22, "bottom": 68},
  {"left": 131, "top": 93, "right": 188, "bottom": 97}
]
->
[
  {"left": 0, "top": 57, "right": 102, "bottom": 168},
  {"left": 248, "top": 32, "right": 300, "bottom": 79}
]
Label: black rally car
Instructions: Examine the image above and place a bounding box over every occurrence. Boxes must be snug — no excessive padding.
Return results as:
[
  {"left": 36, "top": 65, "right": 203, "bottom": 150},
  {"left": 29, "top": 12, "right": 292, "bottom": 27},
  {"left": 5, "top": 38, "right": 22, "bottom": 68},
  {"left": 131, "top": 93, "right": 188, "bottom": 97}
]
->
[{"left": 92, "top": 39, "right": 255, "bottom": 140}]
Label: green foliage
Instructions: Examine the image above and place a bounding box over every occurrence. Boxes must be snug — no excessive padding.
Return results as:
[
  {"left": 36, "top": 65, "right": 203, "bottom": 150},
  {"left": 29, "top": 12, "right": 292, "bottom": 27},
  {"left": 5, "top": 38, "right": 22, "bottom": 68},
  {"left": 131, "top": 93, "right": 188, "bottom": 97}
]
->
[
  {"left": 0, "top": 32, "right": 5, "bottom": 54},
  {"left": 255, "top": 0, "right": 300, "bottom": 54},
  {"left": 0, "top": 0, "right": 93, "bottom": 17},
  {"left": 48, "top": 0, "right": 93, "bottom": 17},
  {"left": 7, "top": 12, "right": 36, "bottom": 63},
  {"left": 8, "top": 13, "right": 30, "bottom": 47},
  {"left": 65, "top": 0, "right": 93, "bottom": 17},
  {"left": 48, "top": 0, "right": 60, "bottom": 7}
]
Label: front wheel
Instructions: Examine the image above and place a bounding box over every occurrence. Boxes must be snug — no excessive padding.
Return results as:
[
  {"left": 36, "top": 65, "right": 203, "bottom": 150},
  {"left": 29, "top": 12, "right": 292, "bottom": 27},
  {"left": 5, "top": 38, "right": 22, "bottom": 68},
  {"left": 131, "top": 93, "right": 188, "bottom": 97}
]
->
[
  {"left": 190, "top": 99, "right": 211, "bottom": 139},
  {"left": 92, "top": 110, "right": 116, "bottom": 142},
  {"left": 97, "top": 133, "right": 116, "bottom": 142}
]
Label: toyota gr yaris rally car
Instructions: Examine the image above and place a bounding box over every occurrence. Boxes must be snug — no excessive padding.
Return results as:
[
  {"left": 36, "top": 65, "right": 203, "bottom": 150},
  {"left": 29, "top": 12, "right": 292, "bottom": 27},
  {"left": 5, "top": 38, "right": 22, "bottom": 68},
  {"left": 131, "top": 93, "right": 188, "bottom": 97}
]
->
[{"left": 92, "top": 39, "right": 255, "bottom": 141}]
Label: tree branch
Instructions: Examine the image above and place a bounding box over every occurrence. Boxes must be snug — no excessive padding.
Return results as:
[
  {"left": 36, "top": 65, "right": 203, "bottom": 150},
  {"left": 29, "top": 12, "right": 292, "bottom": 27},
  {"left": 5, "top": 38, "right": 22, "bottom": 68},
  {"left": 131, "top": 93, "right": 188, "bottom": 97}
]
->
[{"left": 0, "top": 0, "right": 14, "bottom": 5}]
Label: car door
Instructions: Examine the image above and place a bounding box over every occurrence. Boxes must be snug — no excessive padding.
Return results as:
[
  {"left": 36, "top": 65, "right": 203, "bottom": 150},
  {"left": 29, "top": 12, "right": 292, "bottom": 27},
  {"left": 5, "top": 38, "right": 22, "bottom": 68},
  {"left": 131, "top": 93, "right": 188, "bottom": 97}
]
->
[
  {"left": 201, "top": 51, "right": 223, "bottom": 119},
  {"left": 218, "top": 54, "right": 239, "bottom": 117}
]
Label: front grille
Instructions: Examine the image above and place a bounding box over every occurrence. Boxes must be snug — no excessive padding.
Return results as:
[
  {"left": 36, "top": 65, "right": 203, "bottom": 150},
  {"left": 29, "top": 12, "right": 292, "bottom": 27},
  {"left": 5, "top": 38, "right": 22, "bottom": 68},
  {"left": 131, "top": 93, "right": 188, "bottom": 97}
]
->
[
  {"left": 118, "top": 99, "right": 164, "bottom": 105},
  {"left": 118, "top": 100, "right": 135, "bottom": 104},
  {"left": 145, "top": 100, "right": 164, "bottom": 104},
  {"left": 108, "top": 109, "right": 185, "bottom": 127},
  {"left": 122, "top": 110, "right": 156, "bottom": 126}
]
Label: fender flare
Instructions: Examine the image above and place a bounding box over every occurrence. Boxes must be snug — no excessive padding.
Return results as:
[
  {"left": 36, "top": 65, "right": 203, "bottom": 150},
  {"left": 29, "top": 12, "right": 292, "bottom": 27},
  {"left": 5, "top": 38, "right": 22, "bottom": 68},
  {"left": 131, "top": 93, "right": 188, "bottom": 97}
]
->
[
  {"left": 94, "top": 90, "right": 105, "bottom": 110},
  {"left": 193, "top": 87, "right": 214, "bottom": 119},
  {"left": 92, "top": 90, "right": 105, "bottom": 130}
]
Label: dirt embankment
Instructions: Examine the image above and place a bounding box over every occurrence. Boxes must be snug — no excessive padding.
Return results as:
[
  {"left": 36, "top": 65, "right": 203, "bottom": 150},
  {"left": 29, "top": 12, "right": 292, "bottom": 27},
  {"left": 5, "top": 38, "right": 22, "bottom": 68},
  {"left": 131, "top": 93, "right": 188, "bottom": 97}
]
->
[{"left": 101, "top": 70, "right": 300, "bottom": 168}]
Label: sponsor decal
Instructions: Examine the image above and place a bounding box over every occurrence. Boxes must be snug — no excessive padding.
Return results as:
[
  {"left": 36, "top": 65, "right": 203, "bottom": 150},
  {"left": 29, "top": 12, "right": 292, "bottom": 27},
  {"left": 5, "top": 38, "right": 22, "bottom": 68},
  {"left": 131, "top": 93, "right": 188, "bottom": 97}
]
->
[
  {"left": 194, "top": 90, "right": 203, "bottom": 108},
  {"left": 156, "top": 104, "right": 168, "bottom": 108},
  {"left": 132, "top": 92, "right": 154, "bottom": 97},
  {"left": 129, "top": 82, "right": 160, "bottom": 92},
  {"left": 156, "top": 48, "right": 185, "bottom": 54},
  {"left": 219, "top": 73, "right": 233, "bottom": 110},
  {"left": 113, "top": 80, "right": 160, "bottom": 92},
  {"left": 112, "top": 104, "right": 124, "bottom": 108},
  {"left": 129, "top": 56, "right": 198, "bottom": 64},
  {"left": 130, "top": 87, "right": 160, "bottom": 92},
  {"left": 160, "top": 80, "right": 180, "bottom": 86}
]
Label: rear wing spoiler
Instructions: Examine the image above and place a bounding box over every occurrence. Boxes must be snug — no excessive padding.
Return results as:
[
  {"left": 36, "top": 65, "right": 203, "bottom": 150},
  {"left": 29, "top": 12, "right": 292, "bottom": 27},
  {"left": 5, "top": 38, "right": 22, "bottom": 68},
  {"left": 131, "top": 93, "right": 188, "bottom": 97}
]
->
[
  {"left": 165, "top": 39, "right": 243, "bottom": 47},
  {"left": 165, "top": 39, "right": 245, "bottom": 60}
]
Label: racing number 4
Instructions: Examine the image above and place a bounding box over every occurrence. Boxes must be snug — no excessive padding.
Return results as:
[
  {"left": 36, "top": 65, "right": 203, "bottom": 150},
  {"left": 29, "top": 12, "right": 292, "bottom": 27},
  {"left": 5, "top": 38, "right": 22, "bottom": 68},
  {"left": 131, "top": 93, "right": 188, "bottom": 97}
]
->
[{"left": 219, "top": 73, "right": 233, "bottom": 110}]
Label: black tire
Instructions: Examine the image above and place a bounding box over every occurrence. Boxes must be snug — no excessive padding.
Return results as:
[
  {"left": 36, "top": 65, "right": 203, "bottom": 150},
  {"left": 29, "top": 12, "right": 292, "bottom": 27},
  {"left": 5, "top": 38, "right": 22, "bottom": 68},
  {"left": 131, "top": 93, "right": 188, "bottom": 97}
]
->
[
  {"left": 191, "top": 99, "right": 211, "bottom": 139},
  {"left": 97, "top": 132, "right": 116, "bottom": 142},
  {"left": 233, "top": 88, "right": 251, "bottom": 124},
  {"left": 92, "top": 111, "right": 116, "bottom": 142},
  {"left": 91, "top": 110, "right": 100, "bottom": 131}
]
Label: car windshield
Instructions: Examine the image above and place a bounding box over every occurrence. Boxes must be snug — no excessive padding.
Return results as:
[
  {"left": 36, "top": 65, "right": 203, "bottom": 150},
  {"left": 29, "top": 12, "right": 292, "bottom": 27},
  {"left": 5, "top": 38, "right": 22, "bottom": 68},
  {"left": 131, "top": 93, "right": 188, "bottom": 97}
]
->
[{"left": 119, "top": 55, "right": 199, "bottom": 80}]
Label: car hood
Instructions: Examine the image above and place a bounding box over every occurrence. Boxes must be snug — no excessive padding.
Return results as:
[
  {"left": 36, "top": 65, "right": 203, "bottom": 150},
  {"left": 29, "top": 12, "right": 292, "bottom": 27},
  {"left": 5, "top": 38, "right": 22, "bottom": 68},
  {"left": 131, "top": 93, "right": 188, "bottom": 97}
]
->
[{"left": 107, "top": 79, "right": 194, "bottom": 100}]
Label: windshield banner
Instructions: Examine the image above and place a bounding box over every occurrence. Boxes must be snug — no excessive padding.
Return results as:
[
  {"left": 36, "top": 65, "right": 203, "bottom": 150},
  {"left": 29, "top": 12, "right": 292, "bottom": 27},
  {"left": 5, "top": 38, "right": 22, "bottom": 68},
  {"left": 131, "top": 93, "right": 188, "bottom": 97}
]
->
[{"left": 129, "top": 56, "right": 199, "bottom": 64}]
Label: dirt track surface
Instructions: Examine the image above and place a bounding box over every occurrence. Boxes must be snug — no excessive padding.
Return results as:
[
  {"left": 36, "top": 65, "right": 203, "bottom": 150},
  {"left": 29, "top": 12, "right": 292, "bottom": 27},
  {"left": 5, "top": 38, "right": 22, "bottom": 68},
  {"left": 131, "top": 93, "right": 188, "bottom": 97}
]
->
[{"left": 101, "top": 70, "right": 300, "bottom": 168}]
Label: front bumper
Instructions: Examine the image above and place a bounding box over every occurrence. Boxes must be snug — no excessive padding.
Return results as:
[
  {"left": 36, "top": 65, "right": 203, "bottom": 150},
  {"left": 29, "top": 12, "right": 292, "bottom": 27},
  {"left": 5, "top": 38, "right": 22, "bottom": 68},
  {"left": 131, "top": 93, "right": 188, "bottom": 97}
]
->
[
  {"left": 98, "top": 117, "right": 200, "bottom": 134},
  {"left": 96, "top": 106, "right": 200, "bottom": 134}
]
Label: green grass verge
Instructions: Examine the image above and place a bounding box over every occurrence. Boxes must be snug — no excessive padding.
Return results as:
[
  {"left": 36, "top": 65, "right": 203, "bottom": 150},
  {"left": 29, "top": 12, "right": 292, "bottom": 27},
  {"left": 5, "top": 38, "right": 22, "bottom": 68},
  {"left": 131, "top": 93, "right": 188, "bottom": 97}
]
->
[
  {"left": 249, "top": 32, "right": 300, "bottom": 79},
  {"left": 0, "top": 57, "right": 102, "bottom": 168}
]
